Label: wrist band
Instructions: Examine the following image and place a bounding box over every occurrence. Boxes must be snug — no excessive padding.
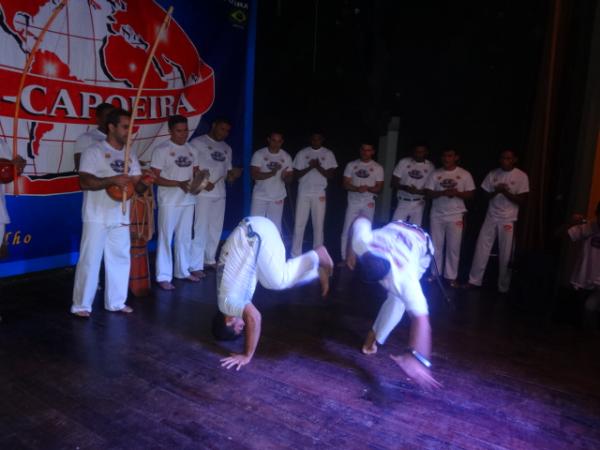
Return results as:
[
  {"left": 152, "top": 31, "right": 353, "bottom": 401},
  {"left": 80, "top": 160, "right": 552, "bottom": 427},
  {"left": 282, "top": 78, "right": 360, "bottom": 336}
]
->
[{"left": 405, "top": 348, "right": 432, "bottom": 368}]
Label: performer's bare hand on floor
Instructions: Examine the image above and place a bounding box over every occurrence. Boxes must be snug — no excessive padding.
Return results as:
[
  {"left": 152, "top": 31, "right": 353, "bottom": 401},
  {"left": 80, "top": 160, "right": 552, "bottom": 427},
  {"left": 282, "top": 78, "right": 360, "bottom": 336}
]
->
[
  {"left": 389, "top": 354, "right": 442, "bottom": 391},
  {"left": 221, "top": 353, "right": 251, "bottom": 371}
]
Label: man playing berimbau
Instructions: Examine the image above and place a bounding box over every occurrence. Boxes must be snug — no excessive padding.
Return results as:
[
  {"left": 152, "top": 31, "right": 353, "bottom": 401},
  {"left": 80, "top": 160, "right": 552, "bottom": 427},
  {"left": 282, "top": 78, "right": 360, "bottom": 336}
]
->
[
  {"left": 346, "top": 217, "right": 441, "bottom": 390},
  {"left": 212, "top": 216, "right": 334, "bottom": 370}
]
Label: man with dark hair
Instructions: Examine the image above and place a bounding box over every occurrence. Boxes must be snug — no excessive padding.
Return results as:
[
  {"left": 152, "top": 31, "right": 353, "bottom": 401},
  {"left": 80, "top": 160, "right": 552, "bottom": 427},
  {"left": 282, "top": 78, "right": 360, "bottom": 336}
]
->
[
  {"left": 214, "top": 216, "right": 333, "bottom": 370},
  {"left": 73, "top": 102, "right": 115, "bottom": 171},
  {"left": 250, "top": 132, "right": 293, "bottom": 234},
  {"left": 424, "top": 148, "right": 475, "bottom": 286},
  {"left": 151, "top": 115, "right": 200, "bottom": 290},
  {"left": 291, "top": 132, "right": 338, "bottom": 257},
  {"left": 346, "top": 217, "right": 440, "bottom": 390},
  {"left": 391, "top": 143, "right": 435, "bottom": 225},
  {"left": 71, "top": 108, "right": 153, "bottom": 317},
  {"left": 466, "top": 149, "right": 529, "bottom": 292},
  {"left": 189, "top": 117, "right": 242, "bottom": 277},
  {"left": 340, "top": 143, "right": 384, "bottom": 262}
]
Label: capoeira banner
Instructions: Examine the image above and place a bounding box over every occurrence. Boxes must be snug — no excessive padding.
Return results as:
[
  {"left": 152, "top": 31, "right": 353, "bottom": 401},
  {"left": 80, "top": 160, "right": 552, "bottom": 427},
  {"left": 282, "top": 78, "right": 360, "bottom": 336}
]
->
[{"left": 0, "top": 0, "right": 254, "bottom": 276}]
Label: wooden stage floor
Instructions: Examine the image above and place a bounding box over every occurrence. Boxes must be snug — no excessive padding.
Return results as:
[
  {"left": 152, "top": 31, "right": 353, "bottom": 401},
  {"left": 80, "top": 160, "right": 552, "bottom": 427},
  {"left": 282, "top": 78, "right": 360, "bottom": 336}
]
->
[{"left": 1, "top": 266, "right": 599, "bottom": 449}]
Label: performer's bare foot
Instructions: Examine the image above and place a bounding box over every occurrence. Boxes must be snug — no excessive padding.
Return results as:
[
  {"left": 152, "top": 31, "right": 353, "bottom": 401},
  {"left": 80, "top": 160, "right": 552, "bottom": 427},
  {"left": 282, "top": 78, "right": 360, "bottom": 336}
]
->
[
  {"left": 183, "top": 274, "right": 201, "bottom": 282},
  {"left": 361, "top": 330, "right": 378, "bottom": 355},
  {"left": 72, "top": 311, "right": 90, "bottom": 318},
  {"left": 114, "top": 306, "right": 133, "bottom": 314},
  {"left": 190, "top": 270, "right": 206, "bottom": 279},
  {"left": 158, "top": 281, "right": 176, "bottom": 290},
  {"left": 318, "top": 266, "right": 330, "bottom": 297}
]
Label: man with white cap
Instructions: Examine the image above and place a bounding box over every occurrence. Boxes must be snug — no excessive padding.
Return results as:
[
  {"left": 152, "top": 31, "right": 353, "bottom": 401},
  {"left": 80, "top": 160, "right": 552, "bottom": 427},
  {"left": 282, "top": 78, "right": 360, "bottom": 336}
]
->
[{"left": 346, "top": 217, "right": 440, "bottom": 390}]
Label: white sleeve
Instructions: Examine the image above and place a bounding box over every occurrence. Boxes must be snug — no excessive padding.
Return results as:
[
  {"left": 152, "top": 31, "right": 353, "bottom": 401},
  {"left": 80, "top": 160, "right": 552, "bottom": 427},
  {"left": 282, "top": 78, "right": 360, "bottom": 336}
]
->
[
  {"left": 516, "top": 172, "right": 530, "bottom": 194},
  {"left": 343, "top": 162, "right": 353, "bottom": 178},
  {"left": 324, "top": 151, "right": 338, "bottom": 169},
  {"left": 463, "top": 171, "right": 476, "bottom": 191},
  {"left": 392, "top": 160, "right": 403, "bottom": 179},
  {"left": 74, "top": 134, "right": 91, "bottom": 155},
  {"left": 226, "top": 145, "right": 233, "bottom": 171},
  {"left": 375, "top": 164, "right": 384, "bottom": 182},
  {"left": 284, "top": 153, "right": 293, "bottom": 172},
  {"left": 481, "top": 171, "right": 494, "bottom": 193},
  {"left": 250, "top": 150, "right": 262, "bottom": 168},
  {"left": 292, "top": 151, "right": 304, "bottom": 170},
  {"left": 79, "top": 147, "right": 100, "bottom": 174},
  {"left": 150, "top": 145, "right": 165, "bottom": 170},
  {"left": 424, "top": 171, "right": 436, "bottom": 190}
]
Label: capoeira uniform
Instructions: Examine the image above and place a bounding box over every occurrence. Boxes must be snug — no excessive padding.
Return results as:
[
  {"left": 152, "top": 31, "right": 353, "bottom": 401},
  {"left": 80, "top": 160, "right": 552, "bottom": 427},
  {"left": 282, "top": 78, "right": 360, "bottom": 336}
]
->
[
  {"left": 468, "top": 168, "right": 529, "bottom": 292},
  {"left": 0, "top": 141, "right": 12, "bottom": 244},
  {"left": 351, "top": 218, "right": 433, "bottom": 344},
  {"left": 567, "top": 220, "right": 600, "bottom": 311},
  {"left": 250, "top": 147, "right": 293, "bottom": 234},
  {"left": 74, "top": 128, "right": 106, "bottom": 165},
  {"left": 425, "top": 166, "right": 475, "bottom": 280},
  {"left": 189, "top": 134, "right": 232, "bottom": 271},
  {"left": 71, "top": 141, "right": 141, "bottom": 313},
  {"left": 340, "top": 159, "right": 384, "bottom": 259},
  {"left": 392, "top": 157, "right": 434, "bottom": 225},
  {"left": 291, "top": 146, "right": 338, "bottom": 257},
  {"left": 151, "top": 139, "right": 197, "bottom": 283},
  {"left": 217, "top": 216, "right": 320, "bottom": 318}
]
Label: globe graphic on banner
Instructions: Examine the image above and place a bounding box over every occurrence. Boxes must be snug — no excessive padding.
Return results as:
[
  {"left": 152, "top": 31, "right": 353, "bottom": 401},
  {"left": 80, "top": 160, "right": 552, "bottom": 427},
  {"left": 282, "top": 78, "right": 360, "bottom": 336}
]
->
[{"left": 0, "top": 0, "right": 215, "bottom": 195}]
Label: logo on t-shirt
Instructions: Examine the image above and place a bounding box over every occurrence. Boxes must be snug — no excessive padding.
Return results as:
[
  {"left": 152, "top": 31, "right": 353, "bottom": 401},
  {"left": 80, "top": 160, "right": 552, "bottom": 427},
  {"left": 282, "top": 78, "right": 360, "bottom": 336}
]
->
[
  {"left": 211, "top": 151, "right": 226, "bottom": 162},
  {"left": 110, "top": 159, "right": 130, "bottom": 173},
  {"left": 267, "top": 161, "right": 281, "bottom": 171},
  {"left": 174, "top": 156, "right": 192, "bottom": 167},
  {"left": 355, "top": 168, "right": 370, "bottom": 178},
  {"left": 440, "top": 178, "right": 457, "bottom": 189},
  {"left": 408, "top": 169, "right": 424, "bottom": 179}
]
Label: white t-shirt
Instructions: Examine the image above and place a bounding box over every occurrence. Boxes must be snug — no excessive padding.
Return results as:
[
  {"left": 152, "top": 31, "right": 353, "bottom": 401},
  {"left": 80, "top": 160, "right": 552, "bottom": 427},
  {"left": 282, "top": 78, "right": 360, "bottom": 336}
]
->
[
  {"left": 293, "top": 146, "right": 338, "bottom": 196},
  {"left": 481, "top": 167, "right": 529, "bottom": 222},
  {"left": 568, "top": 221, "right": 600, "bottom": 289},
  {"left": 189, "top": 134, "right": 233, "bottom": 199},
  {"left": 425, "top": 166, "right": 475, "bottom": 218},
  {"left": 352, "top": 218, "right": 432, "bottom": 315},
  {"left": 151, "top": 139, "right": 197, "bottom": 206},
  {"left": 0, "top": 140, "right": 12, "bottom": 224},
  {"left": 74, "top": 128, "right": 106, "bottom": 156},
  {"left": 393, "top": 157, "right": 435, "bottom": 200},
  {"left": 343, "top": 159, "right": 385, "bottom": 205},
  {"left": 251, "top": 147, "right": 293, "bottom": 201},
  {"left": 79, "top": 141, "right": 142, "bottom": 225}
]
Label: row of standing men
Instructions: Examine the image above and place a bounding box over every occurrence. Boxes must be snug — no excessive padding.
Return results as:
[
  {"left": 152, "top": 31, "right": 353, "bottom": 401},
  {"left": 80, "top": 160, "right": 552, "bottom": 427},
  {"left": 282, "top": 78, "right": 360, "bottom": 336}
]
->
[{"left": 0, "top": 104, "right": 530, "bottom": 317}]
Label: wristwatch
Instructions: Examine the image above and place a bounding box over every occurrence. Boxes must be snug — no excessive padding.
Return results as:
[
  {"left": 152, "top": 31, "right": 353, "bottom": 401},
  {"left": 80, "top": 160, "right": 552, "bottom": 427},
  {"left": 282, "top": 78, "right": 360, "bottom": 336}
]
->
[{"left": 405, "top": 348, "right": 432, "bottom": 368}]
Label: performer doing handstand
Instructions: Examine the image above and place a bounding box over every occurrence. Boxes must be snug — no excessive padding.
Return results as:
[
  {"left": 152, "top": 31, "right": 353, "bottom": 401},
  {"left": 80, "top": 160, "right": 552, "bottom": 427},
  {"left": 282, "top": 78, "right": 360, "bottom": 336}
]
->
[{"left": 212, "top": 216, "right": 333, "bottom": 370}]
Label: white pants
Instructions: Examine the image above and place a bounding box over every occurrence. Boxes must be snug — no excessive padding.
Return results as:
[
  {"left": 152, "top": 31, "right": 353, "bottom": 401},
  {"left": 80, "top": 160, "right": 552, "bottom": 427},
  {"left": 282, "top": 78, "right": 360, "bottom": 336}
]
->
[
  {"left": 340, "top": 201, "right": 375, "bottom": 259},
  {"left": 292, "top": 194, "right": 326, "bottom": 257},
  {"left": 250, "top": 197, "right": 285, "bottom": 235},
  {"left": 468, "top": 215, "right": 514, "bottom": 292},
  {"left": 0, "top": 223, "right": 4, "bottom": 244},
  {"left": 155, "top": 204, "right": 194, "bottom": 282},
  {"left": 218, "top": 217, "right": 319, "bottom": 317},
  {"left": 191, "top": 195, "right": 226, "bottom": 270},
  {"left": 430, "top": 214, "right": 464, "bottom": 280},
  {"left": 71, "top": 222, "right": 130, "bottom": 313},
  {"left": 392, "top": 199, "right": 425, "bottom": 226}
]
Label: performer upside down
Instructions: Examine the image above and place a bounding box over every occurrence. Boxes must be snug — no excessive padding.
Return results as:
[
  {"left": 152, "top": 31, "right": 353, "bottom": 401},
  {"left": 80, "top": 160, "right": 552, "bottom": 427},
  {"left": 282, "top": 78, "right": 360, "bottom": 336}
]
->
[{"left": 212, "top": 216, "right": 333, "bottom": 370}]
